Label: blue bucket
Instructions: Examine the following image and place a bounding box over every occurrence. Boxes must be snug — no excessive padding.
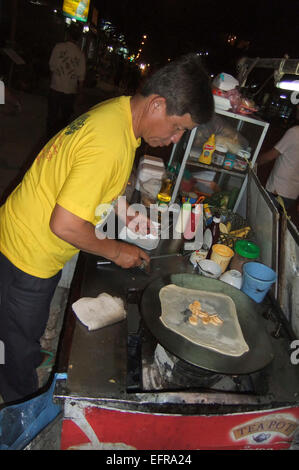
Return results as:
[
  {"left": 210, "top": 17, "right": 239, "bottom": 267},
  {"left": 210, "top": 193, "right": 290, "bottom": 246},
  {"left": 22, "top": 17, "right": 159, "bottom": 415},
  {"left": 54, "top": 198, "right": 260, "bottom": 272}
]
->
[{"left": 241, "top": 262, "right": 277, "bottom": 303}]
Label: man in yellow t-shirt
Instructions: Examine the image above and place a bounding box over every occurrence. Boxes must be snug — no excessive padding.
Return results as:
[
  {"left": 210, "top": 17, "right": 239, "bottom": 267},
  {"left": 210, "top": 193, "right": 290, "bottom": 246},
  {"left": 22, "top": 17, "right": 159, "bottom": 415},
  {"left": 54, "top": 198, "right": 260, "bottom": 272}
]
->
[{"left": 0, "top": 53, "right": 214, "bottom": 403}]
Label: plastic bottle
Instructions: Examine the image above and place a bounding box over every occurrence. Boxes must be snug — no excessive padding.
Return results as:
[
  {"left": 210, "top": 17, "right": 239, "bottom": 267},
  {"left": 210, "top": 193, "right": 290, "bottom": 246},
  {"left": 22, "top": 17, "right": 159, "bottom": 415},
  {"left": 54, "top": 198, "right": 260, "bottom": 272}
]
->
[
  {"left": 206, "top": 215, "right": 221, "bottom": 258},
  {"left": 184, "top": 204, "right": 202, "bottom": 240},
  {"left": 157, "top": 166, "right": 175, "bottom": 203},
  {"left": 199, "top": 134, "right": 216, "bottom": 165},
  {"left": 203, "top": 203, "right": 213, "bottom": 226},
  {"left": 174, "top": 203, "right": 192, "bottom": 234}
]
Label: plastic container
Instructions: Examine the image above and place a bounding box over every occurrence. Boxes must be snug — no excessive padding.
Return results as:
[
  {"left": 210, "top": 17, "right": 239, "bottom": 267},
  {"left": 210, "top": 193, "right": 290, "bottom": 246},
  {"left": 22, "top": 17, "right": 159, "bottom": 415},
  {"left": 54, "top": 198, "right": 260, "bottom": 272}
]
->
[
  {"left": 199, "top": 134, "right": 216, "bottom": 165},
  {"left": 230, "top": 240, "right": 260, "bottom": 273},
  {"left": 190, "top": 249, "right": 208, "bottom": 266},
  {"left": 136, "top": 162, "right": 165, "bottom": 190},
  {"left": 184, "top": 204, "right": 202, "bottom": 240},
  {"left": 220, "top": 269, "right": 242, "bottom": 289},
  {"left": 241, "top": 262, "right": 277, "bottom": 303},
  {"left": 223, "top": 153, "right": 236, "bottom": 170},
  {"left": 174, "top": 203, "right": 192, "bottom": 234},
  {"left": 197, "top": 259, "right": 222, "bottom": 279},
  {"left": 212, "top": 144, "right": 227, "bottom": 167},
  {"left": 210, "top": 244, "right": 234, "bottom": 273}
]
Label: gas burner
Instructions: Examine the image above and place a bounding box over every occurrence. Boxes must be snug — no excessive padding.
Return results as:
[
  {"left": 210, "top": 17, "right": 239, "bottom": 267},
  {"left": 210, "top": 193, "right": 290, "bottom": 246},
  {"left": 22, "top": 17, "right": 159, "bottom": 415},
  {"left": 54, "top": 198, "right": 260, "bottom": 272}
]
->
[{"left": 142, "top": 344, "right": 222, "bottom": 390}]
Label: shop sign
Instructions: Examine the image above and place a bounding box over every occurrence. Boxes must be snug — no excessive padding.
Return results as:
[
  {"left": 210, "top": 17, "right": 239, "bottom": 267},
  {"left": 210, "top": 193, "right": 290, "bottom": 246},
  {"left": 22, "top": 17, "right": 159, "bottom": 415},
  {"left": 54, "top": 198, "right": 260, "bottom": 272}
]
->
[{"left": 63, "top": 0, "right": 90, "bottom": 23}]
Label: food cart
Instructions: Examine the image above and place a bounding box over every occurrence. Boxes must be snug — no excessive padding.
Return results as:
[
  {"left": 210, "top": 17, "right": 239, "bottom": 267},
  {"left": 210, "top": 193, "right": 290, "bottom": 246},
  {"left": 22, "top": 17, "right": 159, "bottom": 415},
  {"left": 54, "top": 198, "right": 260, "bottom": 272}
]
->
[{"left": 53, "top": 108, "right": 299, "bottom": 450}]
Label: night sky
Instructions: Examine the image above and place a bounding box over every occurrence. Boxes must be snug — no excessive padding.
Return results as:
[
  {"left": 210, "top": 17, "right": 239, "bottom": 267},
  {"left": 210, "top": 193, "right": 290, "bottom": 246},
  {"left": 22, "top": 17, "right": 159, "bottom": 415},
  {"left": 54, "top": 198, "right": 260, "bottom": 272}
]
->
[{"left": 95, "top": 0, "right": 299, "bottom": 67}]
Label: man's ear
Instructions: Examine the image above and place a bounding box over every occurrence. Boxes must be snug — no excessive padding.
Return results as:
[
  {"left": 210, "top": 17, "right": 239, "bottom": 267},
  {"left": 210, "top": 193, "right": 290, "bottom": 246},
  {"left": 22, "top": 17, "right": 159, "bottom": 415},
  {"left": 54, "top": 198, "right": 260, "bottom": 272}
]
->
[{"left": 148, "top": 95, "right": 167, "bottom": 115}]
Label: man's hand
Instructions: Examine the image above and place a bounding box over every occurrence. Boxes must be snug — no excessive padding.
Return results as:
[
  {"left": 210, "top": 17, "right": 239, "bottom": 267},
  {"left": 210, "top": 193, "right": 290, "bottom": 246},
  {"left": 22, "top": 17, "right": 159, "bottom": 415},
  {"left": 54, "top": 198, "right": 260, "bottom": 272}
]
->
[
  {"left": 50, "top": 204, "right": 150, "bottom": 269},
  {"left": 112, "top": 242, "right": 150, "bottom": 269}
]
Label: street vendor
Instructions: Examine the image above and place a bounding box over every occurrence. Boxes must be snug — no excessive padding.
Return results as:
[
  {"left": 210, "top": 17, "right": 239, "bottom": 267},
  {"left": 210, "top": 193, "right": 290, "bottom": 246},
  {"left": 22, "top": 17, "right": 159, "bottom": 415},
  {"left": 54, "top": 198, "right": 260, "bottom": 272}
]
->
[{"left": 0, "top": 53, "right": 214, "bottom": 403}]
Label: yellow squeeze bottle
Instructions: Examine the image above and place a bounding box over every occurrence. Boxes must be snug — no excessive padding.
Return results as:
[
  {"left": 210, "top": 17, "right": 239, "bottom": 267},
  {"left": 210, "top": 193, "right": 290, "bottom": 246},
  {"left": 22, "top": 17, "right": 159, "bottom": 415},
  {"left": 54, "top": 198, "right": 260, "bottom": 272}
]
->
[{"left": 199, "top": 134, "right": 216, "bottom": 165}]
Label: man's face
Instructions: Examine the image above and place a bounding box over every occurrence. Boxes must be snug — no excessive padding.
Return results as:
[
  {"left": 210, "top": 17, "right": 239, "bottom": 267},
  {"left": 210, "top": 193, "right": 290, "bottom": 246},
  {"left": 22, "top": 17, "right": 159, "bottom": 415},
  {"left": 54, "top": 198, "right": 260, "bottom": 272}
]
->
[{"left": 142, "top": 98, "right": 197, "bottom": 147}]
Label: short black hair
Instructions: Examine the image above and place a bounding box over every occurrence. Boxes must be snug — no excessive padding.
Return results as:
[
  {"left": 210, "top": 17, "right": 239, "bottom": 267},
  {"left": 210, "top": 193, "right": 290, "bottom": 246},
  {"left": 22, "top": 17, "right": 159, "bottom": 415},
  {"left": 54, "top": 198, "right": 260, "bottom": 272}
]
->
[{"left": 140, "top": 54, "right": 214, "bottom": 125}]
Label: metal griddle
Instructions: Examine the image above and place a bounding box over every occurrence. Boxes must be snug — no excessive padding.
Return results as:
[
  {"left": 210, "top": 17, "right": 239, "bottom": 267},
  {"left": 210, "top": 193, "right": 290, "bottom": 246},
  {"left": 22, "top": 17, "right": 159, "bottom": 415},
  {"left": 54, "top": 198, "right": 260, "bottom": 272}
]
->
[{"left": 140, "top": 273, "right": 274, "bottom": 375}]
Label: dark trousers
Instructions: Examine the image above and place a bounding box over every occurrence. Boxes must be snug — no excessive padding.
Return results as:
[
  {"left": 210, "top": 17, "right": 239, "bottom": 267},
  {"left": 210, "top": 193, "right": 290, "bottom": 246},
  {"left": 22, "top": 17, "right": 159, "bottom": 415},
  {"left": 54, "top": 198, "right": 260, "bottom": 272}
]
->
[
  {"left": 0, "top": 252, "right": 61, "bottom": 403},
  {"left": 46, "top": 88, "right": 76, "bottom": 139}
]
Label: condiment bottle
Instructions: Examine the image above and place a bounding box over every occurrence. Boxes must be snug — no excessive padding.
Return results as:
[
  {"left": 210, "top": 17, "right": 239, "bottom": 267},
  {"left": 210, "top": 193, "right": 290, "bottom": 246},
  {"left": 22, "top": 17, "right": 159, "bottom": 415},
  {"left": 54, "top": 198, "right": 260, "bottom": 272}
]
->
[
  {"left": 157, "top": 166, "right": 175, "bottom": 203},
  {"left": 199, "top": 134, "right": 216, "bottom": 165},
  {"left": 174, "top": 202, "right": 192, "bottom": 234},
  {"left": 184, "top": 204, "right": 202, "bottom": 240},
  {"left": 207, "top": 215, "right": 221, "bottom": 258},
  {"left": 203, "top": 203, "right": 213, "bottom": 225}
]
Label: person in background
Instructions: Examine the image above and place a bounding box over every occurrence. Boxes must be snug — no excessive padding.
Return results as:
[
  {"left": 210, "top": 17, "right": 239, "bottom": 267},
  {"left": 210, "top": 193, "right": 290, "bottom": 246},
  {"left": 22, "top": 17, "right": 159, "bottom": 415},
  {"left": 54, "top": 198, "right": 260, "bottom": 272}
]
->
[
  {"left": 46, "top": 23, "right": 86, "bottom": 139},
  {"left": 257, "top": 124, "right": 299, "bottom": 212},
  {"left": 0, "top": 53, "right": 214, "bottom": 404}
]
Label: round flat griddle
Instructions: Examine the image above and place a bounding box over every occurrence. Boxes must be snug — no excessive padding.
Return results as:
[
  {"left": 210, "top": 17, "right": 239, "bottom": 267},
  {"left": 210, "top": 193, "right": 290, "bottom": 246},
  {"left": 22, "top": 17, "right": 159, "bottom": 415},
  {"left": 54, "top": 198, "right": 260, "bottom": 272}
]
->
[{"left": 140, "top": 273, "right": 274, "bottom": 375}]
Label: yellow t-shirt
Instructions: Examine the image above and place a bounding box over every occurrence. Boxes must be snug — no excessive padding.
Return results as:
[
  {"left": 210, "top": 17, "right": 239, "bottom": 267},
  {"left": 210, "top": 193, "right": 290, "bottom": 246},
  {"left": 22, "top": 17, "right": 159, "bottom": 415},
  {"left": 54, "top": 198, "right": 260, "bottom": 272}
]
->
[{"left": 0, "top": 96, "right": 140, "bottom": 278}]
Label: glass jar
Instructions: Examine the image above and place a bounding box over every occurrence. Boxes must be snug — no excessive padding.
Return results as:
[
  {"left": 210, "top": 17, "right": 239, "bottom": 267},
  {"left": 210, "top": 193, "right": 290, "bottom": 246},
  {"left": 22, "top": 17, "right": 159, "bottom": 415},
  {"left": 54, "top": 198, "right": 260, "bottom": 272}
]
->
[
  {"left": 212, "top": 144, "right": 227, "bottom": 167},
  {"left": 234, "top": 156, "right": 248, "bottom": 172},
  {"left": 223, "top": 152, "right": 236, "bottom": 170},
  {"left": 230, "top": 240, "right": 260, "bottom": 273}
]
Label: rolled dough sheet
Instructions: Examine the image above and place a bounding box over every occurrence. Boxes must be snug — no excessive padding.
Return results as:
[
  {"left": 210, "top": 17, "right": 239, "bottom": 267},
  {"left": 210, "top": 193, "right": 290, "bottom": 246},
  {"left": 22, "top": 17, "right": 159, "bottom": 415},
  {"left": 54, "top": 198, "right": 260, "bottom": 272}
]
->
[{"left": 159, "top": 284, "right": 249, "bottom": 357}]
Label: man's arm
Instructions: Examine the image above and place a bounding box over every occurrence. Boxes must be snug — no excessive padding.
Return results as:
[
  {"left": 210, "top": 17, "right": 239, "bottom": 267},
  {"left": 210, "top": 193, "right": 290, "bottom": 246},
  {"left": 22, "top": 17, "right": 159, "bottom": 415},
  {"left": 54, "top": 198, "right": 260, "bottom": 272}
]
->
[
  {"left": 49, "top": 204, "right": 150, "bottom": 269},
  {"left": 257, "top": 147, "right": 281, "bottom": 166}
]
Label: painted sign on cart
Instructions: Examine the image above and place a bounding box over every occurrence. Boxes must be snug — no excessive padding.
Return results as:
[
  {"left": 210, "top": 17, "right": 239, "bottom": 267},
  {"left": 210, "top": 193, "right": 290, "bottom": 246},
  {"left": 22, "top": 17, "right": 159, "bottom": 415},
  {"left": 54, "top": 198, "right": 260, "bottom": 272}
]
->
[{"left": 61, "top": 402, "right": 299, "bottom": 450}]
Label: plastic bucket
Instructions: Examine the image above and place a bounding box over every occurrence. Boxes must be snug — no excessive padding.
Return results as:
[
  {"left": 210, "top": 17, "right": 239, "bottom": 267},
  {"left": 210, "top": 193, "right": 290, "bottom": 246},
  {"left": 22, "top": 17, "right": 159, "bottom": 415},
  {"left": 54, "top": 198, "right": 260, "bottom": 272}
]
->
[
  {"left": 210, "top": 244, "right": 234, "bottom": 273},
  {"left": 241, "top": 262, "right": 277, "bottom": 303}
]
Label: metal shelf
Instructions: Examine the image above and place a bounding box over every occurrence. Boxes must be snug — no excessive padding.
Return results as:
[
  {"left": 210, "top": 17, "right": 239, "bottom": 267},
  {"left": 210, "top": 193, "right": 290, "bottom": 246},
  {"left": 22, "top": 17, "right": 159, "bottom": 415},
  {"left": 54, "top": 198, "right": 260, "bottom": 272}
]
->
[
  {"left": 169, "top": 109, "right": 269, "bottom": 214},
  {"left": 187, "top": 158, "right": 247, "bottom": 179}
]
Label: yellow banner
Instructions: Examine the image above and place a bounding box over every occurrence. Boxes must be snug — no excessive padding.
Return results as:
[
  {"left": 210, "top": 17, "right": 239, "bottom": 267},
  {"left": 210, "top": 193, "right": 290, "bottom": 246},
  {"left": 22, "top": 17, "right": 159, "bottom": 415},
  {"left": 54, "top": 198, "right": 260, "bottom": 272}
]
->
[{"left": 63, "top": 0, "right": 90, "bottom": 23}]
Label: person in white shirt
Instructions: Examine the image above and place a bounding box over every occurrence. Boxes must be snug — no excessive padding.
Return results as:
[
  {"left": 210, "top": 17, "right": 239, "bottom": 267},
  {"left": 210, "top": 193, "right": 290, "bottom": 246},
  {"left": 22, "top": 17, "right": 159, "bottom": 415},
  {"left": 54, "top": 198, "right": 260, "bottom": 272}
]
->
[
  {"left": 258, "top": 125, "right": 299, "bottom": 211},
  {"left": 46, "top": 24, "right": 86, "bottom": 139}
]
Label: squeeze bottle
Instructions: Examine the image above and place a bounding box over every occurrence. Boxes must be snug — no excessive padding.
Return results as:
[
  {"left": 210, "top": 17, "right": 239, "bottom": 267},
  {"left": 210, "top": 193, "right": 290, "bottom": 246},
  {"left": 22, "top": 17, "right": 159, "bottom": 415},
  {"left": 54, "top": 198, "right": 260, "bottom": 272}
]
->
[
  {"left": 174, "top": 203, "right": 192, "bottom": 234},
  {"left": 184, "top": 204, "right": 202, "bottom": 240},
  {"left": 199, "top": 134, "right": 216, "bottom": 165}
]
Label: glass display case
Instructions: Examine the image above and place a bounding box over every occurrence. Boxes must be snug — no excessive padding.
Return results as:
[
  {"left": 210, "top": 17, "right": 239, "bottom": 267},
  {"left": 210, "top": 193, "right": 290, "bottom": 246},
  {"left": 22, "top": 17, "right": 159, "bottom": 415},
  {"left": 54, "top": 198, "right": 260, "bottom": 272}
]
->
[{"left": 168, "top": 109, "right": 269, "bottom": 215}]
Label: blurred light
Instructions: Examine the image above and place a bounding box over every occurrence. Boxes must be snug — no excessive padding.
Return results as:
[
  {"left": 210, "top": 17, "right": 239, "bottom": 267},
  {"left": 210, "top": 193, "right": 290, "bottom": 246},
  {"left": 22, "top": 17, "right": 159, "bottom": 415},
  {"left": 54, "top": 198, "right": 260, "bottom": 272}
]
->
[
  {"left": 279, "top": 94, "right": 287, "bottom": 99},
  {"left": 276, "top": 76, "right": 299, "bottom": 92},
  {"left": 143, "top": 35, "right": 147, "bottom": 39},
  {"left": 139, "top": 63, "right": 146, "bottom": 70},
  {"left": 83, "top": 25, "right": 89, "bottom": 33}
]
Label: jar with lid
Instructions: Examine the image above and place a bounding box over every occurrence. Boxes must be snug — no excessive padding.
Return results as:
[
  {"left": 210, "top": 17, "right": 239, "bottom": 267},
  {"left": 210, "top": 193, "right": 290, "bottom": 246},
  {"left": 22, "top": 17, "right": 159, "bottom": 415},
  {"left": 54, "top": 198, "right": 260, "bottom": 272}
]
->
[
  {"left": 230, "top": 240, "right": 260, "bottom": 273},
  {"left": 223, "top": 152, "right": 236, "bottom": 170},
  {"left": 212, "top": 144, "right": 227, "bottom": 167},
  {"left": 234, "top": 149, "right": 249, "bottom": 172}
]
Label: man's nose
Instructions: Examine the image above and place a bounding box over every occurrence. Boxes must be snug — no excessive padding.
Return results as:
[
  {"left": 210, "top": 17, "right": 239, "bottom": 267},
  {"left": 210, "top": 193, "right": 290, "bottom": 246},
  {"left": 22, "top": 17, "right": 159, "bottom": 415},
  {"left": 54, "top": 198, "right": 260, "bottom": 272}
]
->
[{"left": 171, "top": 130, "right": 185, "bottom": 144}]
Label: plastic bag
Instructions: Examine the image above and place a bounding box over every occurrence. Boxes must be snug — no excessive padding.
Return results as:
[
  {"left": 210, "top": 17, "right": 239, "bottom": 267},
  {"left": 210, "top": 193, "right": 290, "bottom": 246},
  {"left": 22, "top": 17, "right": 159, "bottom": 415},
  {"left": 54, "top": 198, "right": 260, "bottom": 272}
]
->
[{"left": 0, "top": 373, "right": 63, "bottom": 450}]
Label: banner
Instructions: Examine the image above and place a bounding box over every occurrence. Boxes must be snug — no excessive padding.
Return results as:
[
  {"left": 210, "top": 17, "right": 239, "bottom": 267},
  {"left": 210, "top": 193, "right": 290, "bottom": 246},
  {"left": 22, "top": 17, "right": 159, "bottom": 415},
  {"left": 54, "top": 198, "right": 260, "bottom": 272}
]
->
[{"left": 63, "top": 0, "right": 90, "bottom": 23}]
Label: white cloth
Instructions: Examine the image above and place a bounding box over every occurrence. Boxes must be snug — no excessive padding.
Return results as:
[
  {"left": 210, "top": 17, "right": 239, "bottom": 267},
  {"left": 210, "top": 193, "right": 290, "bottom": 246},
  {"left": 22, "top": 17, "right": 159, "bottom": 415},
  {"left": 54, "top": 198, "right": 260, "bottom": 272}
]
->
[
  {"left": 72, "top": 293, "right": 126, "bottom": 331},
  {"left": 49, "top": 41, "right": 86, "bottom": 94},
  {"left": 266, "top": 126, "right": 299, "bottom": 200}
]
